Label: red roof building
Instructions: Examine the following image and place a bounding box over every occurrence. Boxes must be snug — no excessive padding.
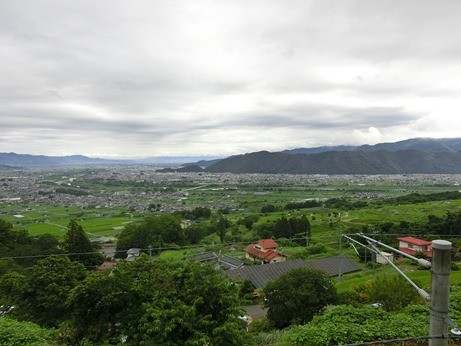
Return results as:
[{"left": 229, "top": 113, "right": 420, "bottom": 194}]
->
[
  {"left": 95, "top": 261, "right": 116, "bottom": 271},
  {"left": 397, "top": 236, "right": 432, "bottom": 258},
  {"left": 245, "top": 238, "right": 288, "bottom": 264},
  {"left": 257, "top": 238, "right": 278, "bottom": 249}
]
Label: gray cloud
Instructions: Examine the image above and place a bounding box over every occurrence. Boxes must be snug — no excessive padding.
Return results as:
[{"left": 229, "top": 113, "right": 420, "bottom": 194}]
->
[{"left": 1, "top": 0, "right": 461, "bottom": 157}]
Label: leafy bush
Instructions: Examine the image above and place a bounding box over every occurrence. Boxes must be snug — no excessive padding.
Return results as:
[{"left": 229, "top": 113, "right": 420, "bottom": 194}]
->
[
  {"left": 349, "top": 275, "right": 425, "bottom": 311},
  {"left": 264, "top": 268, "right": 337, "bottom": 328},
  {"left": 0, "top": 317, "right": 57, "bottom": 346},
  {"left": 282, "top": 305, "right": 429, "bottom": 346},
  {"left": 304, "top": 243, "right": 327, "bottom": 256}
]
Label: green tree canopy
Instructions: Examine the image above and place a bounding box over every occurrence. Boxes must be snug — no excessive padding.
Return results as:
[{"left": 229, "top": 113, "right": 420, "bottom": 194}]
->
[
  {"left": 0, "top": 218, "right": 62, "bottom": 269},
  {"left": 0, "top": 219, "right": 14, "bottom": 244},
  {"left": 116, "top": 215, "right": 184, "bottom": 257},
  {"left": 62, "top": 219, "right": 104, "bottom": 268},
  {"left": 0, "top": 317, "right": 57, "bottom": 346},
  {"left": 239, "top": 214, "right": 260, "bottom": 230},
  {"left": 184, "top": 223, "right": 206, "bottom": 245},
  {"left": 64, "top": 256, "right": 249, "bottom": 345},
  {"left": 216, "top": 215, "right": 229, "bottom": 243},
  {"left": 346, "top": 275, "right": 426, "bottom": 311},
  {"left": 264, "top": 268, "right": 337, "bottom": 329},
  {"left": 0, "top": 256, "right": 87, "bottom": 328}
]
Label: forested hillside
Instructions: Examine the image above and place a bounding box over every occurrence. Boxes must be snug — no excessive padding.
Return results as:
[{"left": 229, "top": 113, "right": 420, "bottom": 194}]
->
[{"left": 206, "top": 150, "right": 461, "bottom": 174}]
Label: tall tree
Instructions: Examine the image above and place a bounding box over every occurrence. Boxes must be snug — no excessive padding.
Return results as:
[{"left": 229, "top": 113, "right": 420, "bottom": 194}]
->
[
  {"left": 300, "top": 214, "right": 311, "bottom": 245},
  {"left": 0, "top": 219, "right": 13, "bottom": 244},
  {"left": 274, "top": 215, "right": 292, "bottom": 238},
  {"left": 62, "top": 220, "right": 104, "bottom": 268},
  {"left": 264, "top": 268, "right": 337, "bottom": 328},
  {"left": 216, "top": 215, "right": 229, "bottom": 243}
]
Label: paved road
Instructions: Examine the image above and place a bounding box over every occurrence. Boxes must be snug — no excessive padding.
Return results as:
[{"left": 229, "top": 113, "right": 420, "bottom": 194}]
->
[{"left": 241, "top": 304, "right": 267, "bottom": 321}]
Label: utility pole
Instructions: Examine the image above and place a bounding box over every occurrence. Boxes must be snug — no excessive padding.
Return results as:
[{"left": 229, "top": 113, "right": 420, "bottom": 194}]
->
[
  {"left": 429, "top": 240, "right": 452, "bottom": 346},
  {"left": 338, "top": 213, "right": 342, "bottom": 283},
  {"left": 349, "top": 234, "right": 458, "bottom": 344}
]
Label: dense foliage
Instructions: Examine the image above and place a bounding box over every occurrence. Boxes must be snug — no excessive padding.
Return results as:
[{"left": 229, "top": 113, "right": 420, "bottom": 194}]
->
[
  {"left": 285, "top": 200, "right": 321, "bottom": 210},
  {"left": 176, "top": 206, "right": 212, "bottom": 220},
  {"left": 339, "top": 275, "right": 426, "bottom": 311},
  {"left": 0, "top": 219, "right": 61, "bottom": 269},
  {"left": 0, "top": 256, "right": 87, "bottom": 328},
  {"left": 115, "top": 214, "right": 185, "bottom": 257},
  {"left": 282, "top": 304, "right": 430, "bottom": 346},
  {"left": 62, "top": 255, "right": 250, "bottom": 345},
  {"left": 255, "top": 215, "right": 311, "bottom": 242},
  {"left": 390, "top": 191, "right": 461, "bottom": 205},
  {"left": 62, "top": 220, "right": 104, "bottom": 268},
  {"left": 0, "top": 317, "right": 57, "bottom": 346},
  {"left": 0, "top": 253, "right": 250, "bottom": 345},
  {"left": 264, "top": 268, "right": 337, "bottom": 329},
  {"left": 278, "top": 284, "right": 461, "bottom": 345}
]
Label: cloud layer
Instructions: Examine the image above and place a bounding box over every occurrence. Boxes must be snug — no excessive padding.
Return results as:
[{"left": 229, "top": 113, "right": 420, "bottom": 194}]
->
[{"left": 2, "top": 0, "right": 461, "bottom": 158}]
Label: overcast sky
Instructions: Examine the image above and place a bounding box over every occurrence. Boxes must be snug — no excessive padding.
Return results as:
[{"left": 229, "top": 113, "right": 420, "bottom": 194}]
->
[{"left": 2, "top": 0, "right": 461, "bottom": 158}]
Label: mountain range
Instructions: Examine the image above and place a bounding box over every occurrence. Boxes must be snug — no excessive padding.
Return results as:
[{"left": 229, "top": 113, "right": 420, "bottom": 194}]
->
[
  {"left": 168, "top": 137, "right": 461, "bottom": 174},
  {"left": 3, "top": 137, "right": 461, "bottom": 174}
]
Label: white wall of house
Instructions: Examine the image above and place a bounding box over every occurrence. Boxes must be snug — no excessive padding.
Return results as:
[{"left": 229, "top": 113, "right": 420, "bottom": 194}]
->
[
  {"left": 398, "top": 240, "right": 431, "bottom": 252},
  {"left": 376, "top": 251, "right": 393, "bottom": 264}
]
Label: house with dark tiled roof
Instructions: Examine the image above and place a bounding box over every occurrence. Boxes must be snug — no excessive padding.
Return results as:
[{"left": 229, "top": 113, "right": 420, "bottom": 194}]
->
[
  {"left": 196, "top": 251, "right": 218, "bottom": 262},
  {"left": 225, "top": 255, "right": 362, "bottom": 289},
  {"left": 220, "top": 255, "right": 244, "bottom": 270},
  {"left": 397, "top": 236, "right": 432, "bottom": 258},
  {"left": 194, "top": 252, "right": 244, "bottom": 270},
  {"left": 126, "top": 248, "right": 142, "bottom": 261},
  {"left": 245, "top": 238, "right": 288, "bottom": 264}
]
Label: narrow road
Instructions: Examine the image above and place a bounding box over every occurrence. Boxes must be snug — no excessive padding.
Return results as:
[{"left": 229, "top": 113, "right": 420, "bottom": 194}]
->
[{"left": 241, "top": 304, "right": 267, "bottom": 321}]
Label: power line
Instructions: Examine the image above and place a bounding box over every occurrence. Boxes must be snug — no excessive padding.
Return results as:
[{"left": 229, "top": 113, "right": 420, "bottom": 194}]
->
[
  {"left": 0, "top": 233, "right": 328, "bottom": 261},
  {"left": 1, "top": 230, "right": 460, "bottom": 262},
  {"left": 0, "top": 251, "right": 106, "bottom": 261}
]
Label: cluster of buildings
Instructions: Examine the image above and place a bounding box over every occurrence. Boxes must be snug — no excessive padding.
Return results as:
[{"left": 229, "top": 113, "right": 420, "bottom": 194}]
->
[{"left": 95, "top": 233, "right": 439, "bottom": 317}]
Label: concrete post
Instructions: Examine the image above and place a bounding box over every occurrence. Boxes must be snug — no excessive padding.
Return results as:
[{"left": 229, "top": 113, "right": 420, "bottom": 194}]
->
[
  {"left": 429, "top": 240, "right": 452, "bottom": 346},
  {"left": 338, "top": 221, "right": 342, "bottom": 283}
]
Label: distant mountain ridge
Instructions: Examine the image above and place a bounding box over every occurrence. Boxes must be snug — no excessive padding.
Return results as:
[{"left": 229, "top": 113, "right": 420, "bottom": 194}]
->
[
  {"left": 282, "top": 137, "right": 461, "bottom": 154},
  {"left": 3, "top": 138, "right": 461, "bottom": 173},
  {"left": 0, "top": 152, "right": 223, "bottom": 168},
  {"left": 154, "top": 137, "right": 461, "bottom": 174},
  {"left": 0, "top": 152, "right": 134, "bottom": 167},
  {"left": 205, "top": 150, "right": 461, "bottom": 174},
  {"left": 202, "top": 138, "right": 461, "bottom": 174}
]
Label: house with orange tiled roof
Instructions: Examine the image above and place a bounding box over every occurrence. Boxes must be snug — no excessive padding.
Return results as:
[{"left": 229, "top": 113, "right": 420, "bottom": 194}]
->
[
  {"left": 245, "top": 238, "right": 288, "bottom": 264},
  {"left": 397, "top": 236, "right": 432, "bottom": 259}
]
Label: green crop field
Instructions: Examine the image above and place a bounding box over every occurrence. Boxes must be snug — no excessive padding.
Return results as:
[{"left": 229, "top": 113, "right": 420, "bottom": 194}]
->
[
  {"left": 3, "top": 170, "right": 461, "bottom": 266},
  {"left": 1, "top": 203, "right": 132, "bottom": 239}
]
